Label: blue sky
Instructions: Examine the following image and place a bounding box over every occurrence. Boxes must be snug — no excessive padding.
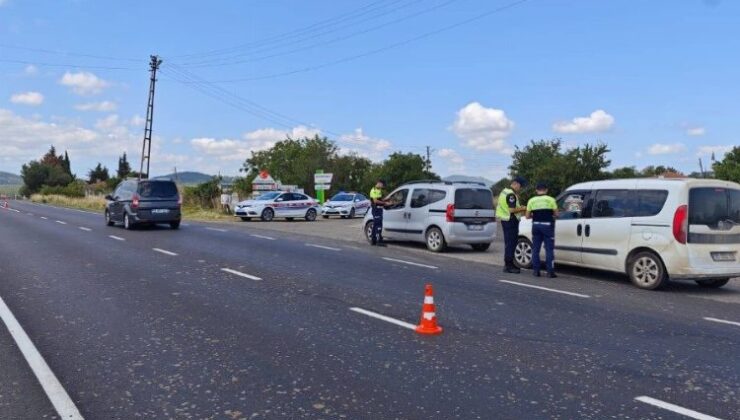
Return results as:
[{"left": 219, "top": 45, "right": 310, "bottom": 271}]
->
[{"left": 1, "top": 0, "right": 738, "bottom": 180}]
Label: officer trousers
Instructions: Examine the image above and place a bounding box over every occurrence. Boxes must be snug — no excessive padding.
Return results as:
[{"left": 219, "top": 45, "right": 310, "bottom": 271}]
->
[
  {"left": 371, "top": 207, "right": 384, "bottom": 244},
  {"left": 532, "top": 222, "right": 555, "bottom": 274},
  {"left": 501, "top": 218, "right": 519, "bottom": 268}
]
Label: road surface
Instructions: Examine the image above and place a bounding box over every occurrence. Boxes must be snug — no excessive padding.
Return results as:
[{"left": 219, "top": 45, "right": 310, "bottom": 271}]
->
[{"left": 1, "top": 201, "right": 738, "bottom": 419}]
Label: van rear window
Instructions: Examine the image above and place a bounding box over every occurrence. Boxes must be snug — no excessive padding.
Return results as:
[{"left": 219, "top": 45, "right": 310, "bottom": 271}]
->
[
  {"left": 689, "top": 187, "right": 740, "bottom": 226},
  {"left": 138, "top": 181, "right": 178, "bottom": 198},
  {"left": 455, "top": 189, "right": 493, "bottom": 210}
]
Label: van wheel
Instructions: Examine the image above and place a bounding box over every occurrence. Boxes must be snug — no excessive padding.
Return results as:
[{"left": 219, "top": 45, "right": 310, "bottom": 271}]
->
[
  {"left": 365, "top": 221, "right": 374, "bottom": 243},
  {"left": 305, "top": 208, "right": 317, "bottom": 222},
  {"left": 123, "top": 213, "right": 134, "bottom": 230},
  {"left": 240, "top": 217, "right": 251, "bottom": 221},
  {"left": 628, "top": 251, "right": 667, "bottom": 290},
  {"left": 261, "top": 208, "right": 274, "bottom": 222},
  {"left": 349, "top": 208, "right": 356, "bottom": 218},
  {"left": 170, "top": 221, "right": 180, "bottom": 230},
  {"left": 471, "top": 243, "right": 491, "bottom": 252},
  {"left": 425, "top": 227, "right": 446, "bottom": 252},
  {"left": 695, "top": 278, "right": 730, "bottom": 288},
  {"left": 514, "top": 238, "right": 533, "bottom": 269},
  {"left": 105, "top": 210, "right": 114, "bottom": 226}
]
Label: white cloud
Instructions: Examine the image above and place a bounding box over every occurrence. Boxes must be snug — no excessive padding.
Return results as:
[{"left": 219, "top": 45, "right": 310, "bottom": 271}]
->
[
  {"left": 244, "top": 125, "right": 321, "bottom": 146},
  {"left": 696, "top": 145, "right": 732, "bottom": 158},
  {"left": 10, "top": 91, "right": 44, "bottom": 106},
  {"left": 686, "top": 126, "right": 706, "bottom": 136},
  {"left": 24, "top": 65, "right": 39, "bottom": 75},
  {"left": 75, "top": 101, "right": 117, "bottom": 112},
  {"left": 436, "top": 148, "right": 465, "bottom": 173},
  {"left": 552, "top": 109, "right": 614, "bottom": 134},
  {"left": 647, "top": 143, "right": 686, "bottom": 155},
  {"left": 451, "top": 102, "right": 514, "bottom": 153},
  {"left": 129, "top": 114, "right": 145, "bottom": 127},
  {"left": 337, "top": 128, "right": 391, "bottom": 161},
  {"left": 95, "top": 114, "right": 120, "bottom": 130},
  {"left": 59, "top": 71, "right": 109, "bottom": 95}
]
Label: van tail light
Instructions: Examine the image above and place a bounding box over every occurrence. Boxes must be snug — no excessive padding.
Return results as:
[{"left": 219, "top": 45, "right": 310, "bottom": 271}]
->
[
  {"left": 131, "top": 194, "right": 140, "bottom": 210},
  {"left": 672, "top": 205, "right": 688, "bottom": 244},
  {"left": 446, "top": 203, "right": 455, "bottom": 222}
]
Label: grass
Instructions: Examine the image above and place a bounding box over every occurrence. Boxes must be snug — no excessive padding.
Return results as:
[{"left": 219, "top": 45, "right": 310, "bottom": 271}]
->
[{"left": 0, "top": 185, "right": 21, "bottom": 196}]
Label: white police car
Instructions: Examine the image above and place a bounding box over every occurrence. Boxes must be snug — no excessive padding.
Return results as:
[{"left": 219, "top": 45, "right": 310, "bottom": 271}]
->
[
  {"left": 321, "top": 192, "right": 371, "bottom": 219},
  {"left": 234, "top": 191, "right": 320, "bottom": 222}
]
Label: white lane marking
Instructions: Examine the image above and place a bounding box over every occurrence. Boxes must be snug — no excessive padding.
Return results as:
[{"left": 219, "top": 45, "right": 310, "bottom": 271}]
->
[
  {"left": 0, "top": 295, "right": 84, "bottom": 420},
  {"left": 382, "top": 257, "right": 438, "bottom": 270},
  {"left": 206, "top": 227, "right": 228, "bottom": 232},
  {"left": 499, "top": 280, "right": 591, "bottom": 298},
  {"left": 349, "top": 307, "right": 416, "bottom": 330},
  {"left": 153, "top": 248, "right": 178, "bottom": 256},
  {"left": 704, "top": 317, "right": 740, "bottom": 328},
  {"left": 55, "top": 220, "right": 67, "bottom": 225},
  {"left": 250, "top": 234, "right": 275, "bottom": 241},
  {"left": 78, "top": 227, "right": 92, "bottom": 232},
  {"left": 635, "top": 396, "right": 723, "bottom": 420},
  {"left": 306, "top": 243, "right": 341, "bottom": 251},
  {"left": 108, "top": 235, "right": 125, "bottom": 241},
  {"left": 40, "top": 216, "right": 48, "bottom": 220},
  {"left": 221, "top": 268, "right": 262, "bottom": 281}
]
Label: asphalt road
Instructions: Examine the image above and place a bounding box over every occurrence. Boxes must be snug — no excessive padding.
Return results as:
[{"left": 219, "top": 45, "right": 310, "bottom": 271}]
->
[{"left": 1, "top": 201, "right": 738, "bottom": 419}]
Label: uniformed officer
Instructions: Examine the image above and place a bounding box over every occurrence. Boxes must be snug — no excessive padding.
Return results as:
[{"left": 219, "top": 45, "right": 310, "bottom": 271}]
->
[
  {"left": 496, "top": 176, "right": 527, "bottom": 273},
  {"left": 526, "top": 182, "right": 559, "bottom": 278},
  {"left": 369, "top": 179, "right": 387, "bottom": 247}
]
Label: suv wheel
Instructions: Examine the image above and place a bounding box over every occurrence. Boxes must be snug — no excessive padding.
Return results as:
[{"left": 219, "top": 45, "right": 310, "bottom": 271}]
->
[
  {"left": 105, "top": 210, "right": 114, "bottom": 226},
  {"left": 514, "top": 238, "right": 533, "bottom": 269},
  {"left": 123, "top": 213, "right": 134, "bottom": 230},
  {"left": 305, "top": 208, "right": 317, "bottom": 222},
  {"left": 695, "top": 278, "right": 730, "bottom": 288},
  {"left": 425, "top": 227, "right": 446, "bottom": 252},
  {"left": 628, "top": 251, "right": 667, "bottom": 290},
  {"left": 471, "top": 243, "right": 491, "bottom": 252},
  {"left": 261, "top": 208, "right": 274, "bottom": 222}
]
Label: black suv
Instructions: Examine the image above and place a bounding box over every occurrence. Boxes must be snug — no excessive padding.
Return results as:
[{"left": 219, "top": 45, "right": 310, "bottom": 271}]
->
[{"left": 105, "top": 179, "right": 182, "bottom": 229}]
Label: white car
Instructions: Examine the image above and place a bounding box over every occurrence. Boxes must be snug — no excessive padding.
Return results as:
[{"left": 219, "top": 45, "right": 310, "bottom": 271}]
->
[
  {"left": 234, "top": 191, "right": 320, "bottom": 222},
  {"left": 321, "top": 192, "right": 371, "bottom": 219},
  {"left": 516, "top": 178, "right": 740, "bottom": 290}
]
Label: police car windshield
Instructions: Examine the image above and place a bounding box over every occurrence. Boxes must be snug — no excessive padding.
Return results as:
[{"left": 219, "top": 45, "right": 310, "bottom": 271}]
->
[
  {"left": 256, "top": 192, "right": 281, "bottom": 201},
  {"left": 330, "top": 194, "right": 354, "bottom": 202}
]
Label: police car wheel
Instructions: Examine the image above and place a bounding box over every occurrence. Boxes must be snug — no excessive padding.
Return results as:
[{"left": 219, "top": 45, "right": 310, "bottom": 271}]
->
[
  {"left": 425, "top": 227, "right": 446, "bottom": 252},
  {"left": 514, "top": 238, "right": 532, "bottom": 269},
  {"left": 305, "top": 208, "right": 317, "bottom": 221},
  {"left": 261, "top": 208, "right": 274, "bottom": 221},
  {"left": 695, "top": 278, "right": 730, "bottom": 288},
  {"left": 628, "top": 251, "right": 667, "bottom": 290}
]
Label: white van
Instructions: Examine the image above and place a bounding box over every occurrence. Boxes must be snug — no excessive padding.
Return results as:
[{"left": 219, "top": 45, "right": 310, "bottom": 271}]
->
[
  {"left": 363, "top": 180, "right": 496, "bottom": 252},
  {"left": 516, "top": 178, "right": 740, "bottom": 289}
]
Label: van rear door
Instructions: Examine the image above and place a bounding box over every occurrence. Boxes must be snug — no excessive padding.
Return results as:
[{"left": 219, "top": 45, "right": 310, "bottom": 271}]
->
[
  {"left": 453, "top": 188, "right": 495, "bottom": 226},
  {"left": 687, "top": 187, "right": 740, "bottom": 269},
  {"left": 136, "top": 181, "right": 180, "bottom": 221}
]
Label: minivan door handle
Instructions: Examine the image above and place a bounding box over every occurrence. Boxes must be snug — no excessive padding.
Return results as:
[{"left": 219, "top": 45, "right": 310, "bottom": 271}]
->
[
  {"left": 585, "top": 224, "right": 591, "bottom": 237},
  {"left": 577, "top": 224, "right": 582, "bottom": 236}
]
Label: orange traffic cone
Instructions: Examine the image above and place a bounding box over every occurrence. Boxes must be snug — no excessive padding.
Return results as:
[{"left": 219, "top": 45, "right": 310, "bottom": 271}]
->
[{"left": 415, "top": 284, "right": 443, "bottom": 335}]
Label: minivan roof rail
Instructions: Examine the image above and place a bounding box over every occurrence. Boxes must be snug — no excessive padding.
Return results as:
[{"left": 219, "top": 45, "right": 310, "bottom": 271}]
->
[{"left": 400, "top": 180, "right": 487, "bottom": 187}]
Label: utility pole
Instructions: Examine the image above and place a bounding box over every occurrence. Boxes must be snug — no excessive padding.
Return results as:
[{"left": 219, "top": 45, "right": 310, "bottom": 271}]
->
[
  {"left": 139, "top": 55, "right": 163, "bottom": 180},
  {"left": 698, "top": 158, "right": 705, "bottom": 178},
  {"left": 425, "top": 146, "right": 432, "bottom": 174}
]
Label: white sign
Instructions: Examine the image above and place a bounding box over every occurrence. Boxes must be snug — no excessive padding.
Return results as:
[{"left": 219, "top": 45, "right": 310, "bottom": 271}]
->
[
  {"left": 315, "top": 184, "right": 331, "bottom": 191},
  {"left": 314, "top": 173, "right": 333, "bottom": 184}
]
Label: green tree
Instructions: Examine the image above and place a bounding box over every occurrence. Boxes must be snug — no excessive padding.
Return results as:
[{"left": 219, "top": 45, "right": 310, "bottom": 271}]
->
[
  {"left": 373, "top": 152, "right": 439, "bottom": 190},
  {"left": 609, "top": 166, "right": 640, "bottom": 179},
  {"left": 20, "top": 161, "right": 49, "bottom": 195},
  {"left": 330, "top": 154, "right": 374, "bottom": 193},
  {"left": 117, "top": 152, "right": 132, "bottom": 179},
  {"left": 712, "top": 146, "right": 740, "bottom": 183},
  {"left": 639, "top": 165, "right": 682, "bottom": 177},
  {"left": 88, "top": 163, "right": 110, "bottom": 183}
]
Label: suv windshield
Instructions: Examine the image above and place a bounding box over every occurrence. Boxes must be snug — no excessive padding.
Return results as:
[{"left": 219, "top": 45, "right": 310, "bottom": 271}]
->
[
  {"left": 256, "top": 192, "right": 281, "bottom": 200},
  {"left": 330, "top": 194, "right": 353, "bottom": 202},
  {"left": 455, "top": 188, "right": 494, "bottom": 210},
  {"left": 137, "top": 181, "right": 178, "bottom": 198},
  {"left": 689, "top": 187, "right": 740, "bottom": 227}
]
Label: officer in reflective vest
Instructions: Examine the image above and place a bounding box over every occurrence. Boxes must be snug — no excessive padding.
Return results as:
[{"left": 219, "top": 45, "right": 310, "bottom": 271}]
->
[
  {"left": 496, "top": 176, "right": 527, "bottom": 273},
  {"left": 526, "top": 182, "right": 560, "bottom": 278},
  {"left": 369, "top": 179, "right": 388, "bottom": 247}
]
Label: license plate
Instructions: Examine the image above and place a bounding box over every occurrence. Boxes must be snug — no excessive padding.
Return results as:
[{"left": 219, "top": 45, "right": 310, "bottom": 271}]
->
[
  {"left": 711, "top": 252, "right": 736, "bottom": 262},
  {"left": 151, "top": 209, "right": 170, "bottom": 214},
  {"left": 467, "top": 224, "right": 484, "bottom": 231}
]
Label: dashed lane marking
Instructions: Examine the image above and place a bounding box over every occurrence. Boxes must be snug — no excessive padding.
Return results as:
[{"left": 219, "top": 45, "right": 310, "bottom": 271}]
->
[
  {"left": 634, "top": 396, "right": 723, "bottom": 420},
  {"left": 703, "top": 317, "right": 740, "bottom": 328},
  {"left": 108, "top": 235, "right": 125, "bottom": 241},
  {"left": 250, "top": 234, "right": 276, "bottom": 241},
  {"left": 221, "top": 268, "right": 262, "bottom": 281},
  {"left": 306, "top": 243, "right": 341, "bottom": 251},
  {"left": 205, "top": 227, "right": 228, "bottom": 232},
  {"left": 499, "top": 280, "right": 591, "bottom": 298},
  {"left": 349, "top": 307, "right": 416, "bottom": 330},
  {"left": 78, "top": 227, "right": 92, "bottom": 232},
  {"left": 40, "top": 216, "right": 48, "bottom": 220},
  {"left": 153, "top": 248, "right": 178, "bottom": 256},
  {"left": 382, "top": 257, "right": 438, "bottom": 270},
  {"left": 55, "top": 220, "right": 67, "bottom": 225}
]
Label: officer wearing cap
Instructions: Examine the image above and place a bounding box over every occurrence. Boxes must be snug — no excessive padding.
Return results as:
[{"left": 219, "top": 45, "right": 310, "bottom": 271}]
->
[
  {"left": 369, "top": 179, "right": 388, "bottom": 247},
  {"left": 526, "top": 182, "right": 559, "bottom": 278},
  {"left": 496, "top": 176, "right": 527, "bottom": 273}
]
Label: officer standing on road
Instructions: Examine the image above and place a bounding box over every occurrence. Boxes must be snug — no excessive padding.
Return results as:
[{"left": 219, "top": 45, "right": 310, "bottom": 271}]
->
[
  {"left": 526, "top": 182, "right": 559, "bottom": 278},
  {"left": 497, "top": 176, "right": 527, "bottom": 273},
  {"left": 369, "top": 179, "right": 388, "bottom": 247}
]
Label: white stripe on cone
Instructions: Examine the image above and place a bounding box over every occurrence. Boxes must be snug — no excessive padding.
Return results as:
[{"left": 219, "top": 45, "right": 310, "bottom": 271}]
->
[
  {"left": 424, "top": 296, "right": 434, "bottom": 304},
  {"left": 423, "top": 312, "right": 436, "bottom": 320}
]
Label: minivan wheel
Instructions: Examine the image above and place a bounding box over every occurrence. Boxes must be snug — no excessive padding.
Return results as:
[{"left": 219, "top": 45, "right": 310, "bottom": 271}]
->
[
  {"left": 365, "top": 221, "right": 374, "bottom": 243},
  {"left": 349, "top": 208, "right": 356, "bottom": 218},
  {"left": 514, "top": 238, "right": 533, "bottom": 269},
  {"left": 261, "top": 208, "right": 274, "bottom": 222},
  {"left": 628, "top": 251, "right": 667, "bottom": 290},
  {"left": 471, "top": 243, "right": 491, "bottom": 252},
  {"left": 425, "top": 227, "right": 446, "bottom": 253},
  {"left": 123, "top": 213, "right": 134, "bottom": 230},
  {"left": 105, "top": 210, "right": 114, "bottom": 226},
  {"left": 695, "top": 278, "right": 730, "bottom": 289},
  {"left": 170, "top": 220, "right": 180, "bottom": 230},
  {"left": 305, "top": 208, "right": 317, "bottom": 222}
]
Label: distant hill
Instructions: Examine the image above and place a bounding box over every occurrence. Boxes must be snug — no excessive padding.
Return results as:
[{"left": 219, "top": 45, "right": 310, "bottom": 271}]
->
[
  {"left": 443, "top": 174, "right": 495, "bottom": 188},
  {"left": 152, "top": 171, "right": 235, "bottom": 185},
  {"left": 0, "top": 171, "right": 22, "bottom": 185}
]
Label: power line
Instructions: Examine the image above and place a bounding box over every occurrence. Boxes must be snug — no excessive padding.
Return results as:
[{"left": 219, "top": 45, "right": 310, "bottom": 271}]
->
[
  {"left": 0, "top": 58, "right": 139, "bottom": 71},
  {"left": 0, "top": 43, "right": 141, "bottom": 62}
]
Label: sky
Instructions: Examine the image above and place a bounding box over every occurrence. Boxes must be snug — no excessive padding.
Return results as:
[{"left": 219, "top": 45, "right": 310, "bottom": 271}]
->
[{"left": 1, "top": 0, "right": 738, "bottom": 180}]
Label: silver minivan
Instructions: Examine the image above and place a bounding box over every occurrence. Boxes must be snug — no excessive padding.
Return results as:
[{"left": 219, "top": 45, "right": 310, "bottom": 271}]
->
[{"left": 363, "top": 180, "right": 497, "bottom": 252}]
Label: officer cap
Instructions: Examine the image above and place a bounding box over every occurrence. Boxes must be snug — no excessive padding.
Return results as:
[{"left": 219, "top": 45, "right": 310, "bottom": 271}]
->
[{"left": 513, "top": 176, "right": 527, "bottom": 187}]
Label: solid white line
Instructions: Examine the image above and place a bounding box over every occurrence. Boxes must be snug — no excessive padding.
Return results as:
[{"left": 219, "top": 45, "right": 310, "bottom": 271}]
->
[
  {"left": 704, "top": 317, "right": 740, "bottom": 328},
  {"left": 153, "top": 248, "right": 178, "bottom": 256},
  {"left": 40, "top": 216, "right": 48, "bottom": 220},
  {"left": 382, "top": 257, "right": 438, "bottom": 269},
  {"left": 55, "top": 220, "right": 67, "bottom": 225},
  {"left": 205, "top": 227, "right": 228, "bottom": 232},
  {"left": 78, "top": 227, "right": 92, "bottom": 232},
  {"left": 108, "top": 235, "right": 125, "bottom": 241},
  {"left": 221, "top": 268, "right": 262, "bottom": 281},
  {"left": 499, "top": 280, "right": 591, "bottom": 298},
  {"left": 250, "top": 234, "right": 275, "bottom": 240},
  {"left": 306, "top": 243, "right": 341, "bottom": 251},
  {"left": 349, "top": 307, "right": 416, "bottom": 330},
  {"left": 0, "top": 295, "right": 84, "bottom": 420},
  {"left": 635, "top": 396, "right": 722, "bottom": 420}
]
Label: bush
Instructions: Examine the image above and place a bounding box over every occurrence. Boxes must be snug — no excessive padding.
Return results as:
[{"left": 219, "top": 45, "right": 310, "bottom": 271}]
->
[
  {"left": 39, "top": 180, "right": 85, "bottom": 197},
  {"left": 183, "top": 177, "right": 221, "bottom": 208}
]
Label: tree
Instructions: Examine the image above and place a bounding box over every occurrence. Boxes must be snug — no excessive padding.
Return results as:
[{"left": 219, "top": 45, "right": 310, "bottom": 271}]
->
[
  {"left": 61, "top": 151, "right": 73, "bottom": 178},
  {"left": 331, "top": 154, "right": 374, "bottom": 193},
  {"left": 609, "top": 166, "right": 640, "bottom": 179},
  {"left": 712, "top": 146, "right": 740, "bottom": 183},
  {"left": 117, "top": 152, "right": 132, "bottom": 179},
  {"left": 88, "top": 163, "right": 110, "bottom": 183},
  {"left": 373, "top": 152, "right": 439, "bottom": 190},
  {"left": 639, "top": 165, "right": 682, "bottom": 177},
  {"left": 20, "top": 161, "right": 49, "bottom": 195}
]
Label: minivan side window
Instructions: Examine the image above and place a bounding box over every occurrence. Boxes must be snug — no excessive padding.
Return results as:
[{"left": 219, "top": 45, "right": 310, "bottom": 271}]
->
[
  {"left": 633, "top": 190, "right": 669, "bottom": 217},
  {"left": 411, "top": 189, "right": 446, "bottom": 208},
  {"left": 592, "top": 190, "right": 632, "bottom": 218},
  {"left": 557, "top": 191, "right": 590, "bottom": 219},
  {"left": 385, "top": 189, "right": 409, "bottom": 210}
]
